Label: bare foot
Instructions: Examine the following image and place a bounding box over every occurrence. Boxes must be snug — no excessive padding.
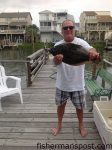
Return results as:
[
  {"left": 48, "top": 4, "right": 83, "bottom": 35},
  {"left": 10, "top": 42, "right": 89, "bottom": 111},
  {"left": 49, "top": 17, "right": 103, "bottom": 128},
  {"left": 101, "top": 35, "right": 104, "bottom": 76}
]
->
[
  {"left": 51, "top": 126, "right": 61, "bottom": 136},
  {"left": 79, "top": 126, "right": 88, "bottom": 137}
]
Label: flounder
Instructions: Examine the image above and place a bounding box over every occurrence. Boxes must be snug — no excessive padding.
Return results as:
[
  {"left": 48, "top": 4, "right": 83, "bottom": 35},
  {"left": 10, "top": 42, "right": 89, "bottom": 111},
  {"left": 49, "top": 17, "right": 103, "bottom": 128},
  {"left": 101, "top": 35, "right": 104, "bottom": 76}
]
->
[{"left": 49, "top": 43, "right": 100, "bottom": 65}]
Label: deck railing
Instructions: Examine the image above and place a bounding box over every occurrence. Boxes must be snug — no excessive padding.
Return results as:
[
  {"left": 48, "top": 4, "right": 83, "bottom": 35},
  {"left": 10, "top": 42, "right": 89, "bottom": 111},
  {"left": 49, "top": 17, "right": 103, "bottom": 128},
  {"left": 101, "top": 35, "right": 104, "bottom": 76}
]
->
[{"left": 26, "top": 48, "right": 49, "bottom": 86}]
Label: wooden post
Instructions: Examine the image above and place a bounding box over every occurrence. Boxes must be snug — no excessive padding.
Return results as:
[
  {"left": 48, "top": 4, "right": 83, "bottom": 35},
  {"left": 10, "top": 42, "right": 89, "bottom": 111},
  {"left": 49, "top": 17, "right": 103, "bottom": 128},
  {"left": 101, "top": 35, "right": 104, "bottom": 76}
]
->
[
  {"left": 102, "top": 59, "right": 107, "bottom": 88},
  {"left": 44, "top": 48, "right": 49, "bottom": 64},
  {"left": 26, "top": 59, "right": 32, "bottom": 86},
  {"left": 43, "top": 49, "right": 46, "bottom": 64}
]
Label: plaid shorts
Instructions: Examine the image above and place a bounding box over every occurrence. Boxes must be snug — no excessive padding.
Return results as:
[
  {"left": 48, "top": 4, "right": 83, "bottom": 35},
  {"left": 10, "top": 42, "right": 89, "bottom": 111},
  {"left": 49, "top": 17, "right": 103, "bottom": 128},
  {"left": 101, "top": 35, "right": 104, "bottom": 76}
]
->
[{"left": 55, "top": 88, "right": 86, "bottom": 109}]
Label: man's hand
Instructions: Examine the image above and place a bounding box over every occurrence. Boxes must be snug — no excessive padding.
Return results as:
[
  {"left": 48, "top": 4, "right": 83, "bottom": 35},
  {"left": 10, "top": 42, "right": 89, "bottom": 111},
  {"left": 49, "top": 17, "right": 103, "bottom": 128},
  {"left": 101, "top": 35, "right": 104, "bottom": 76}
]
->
[
  {"left": 53, "top": 54, "right": 63, "bottom": 65},
  {"left": 89, "top": 48, "right": 100, "bottom": 61}
]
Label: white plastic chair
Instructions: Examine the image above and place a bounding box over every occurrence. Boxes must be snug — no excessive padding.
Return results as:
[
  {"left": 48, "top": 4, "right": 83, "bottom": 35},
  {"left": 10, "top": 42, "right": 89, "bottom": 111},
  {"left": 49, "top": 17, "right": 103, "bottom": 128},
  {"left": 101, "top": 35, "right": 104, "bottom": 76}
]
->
[{"left": 0, "top": 65, "right": 23, "bottom": 111}]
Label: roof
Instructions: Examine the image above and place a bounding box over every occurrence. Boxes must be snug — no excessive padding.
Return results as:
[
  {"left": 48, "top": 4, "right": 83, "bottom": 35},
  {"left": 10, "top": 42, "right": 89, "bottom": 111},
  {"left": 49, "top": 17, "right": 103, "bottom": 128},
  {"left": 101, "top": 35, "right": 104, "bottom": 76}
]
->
[
  {"left": 39, "top": 10, "right": 53, "bottom": 14},
  {"left": 97, "top": 15, "right": 112, "bottom": 22},
  {"left": 0, "top": 12, "right": 32, "bottom": 20},
  {"left": 84, "top": 11, "right": 97, "bottom": 16}
]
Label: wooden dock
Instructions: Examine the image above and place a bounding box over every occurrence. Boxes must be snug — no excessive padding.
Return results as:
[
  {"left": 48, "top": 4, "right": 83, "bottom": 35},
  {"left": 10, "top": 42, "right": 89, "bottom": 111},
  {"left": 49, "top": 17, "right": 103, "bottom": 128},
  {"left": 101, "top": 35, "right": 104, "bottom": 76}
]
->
[{"left": 0, "top": 57, "right": 103, "bottom": 150}]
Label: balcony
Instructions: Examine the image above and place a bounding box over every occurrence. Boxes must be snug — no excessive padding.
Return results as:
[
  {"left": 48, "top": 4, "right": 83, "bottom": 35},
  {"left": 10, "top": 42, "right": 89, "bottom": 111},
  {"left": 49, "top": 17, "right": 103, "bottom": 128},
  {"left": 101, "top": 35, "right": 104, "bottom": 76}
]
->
[
  {"left": 86, "top": 26, "right": 110, "bottom": 31},
  {"left": 0, "top": 29, "right": 25, "bottom": 34},
  {"left": 40, "top": 25, "right": 62, "bottom": 37},
  {"left": 86, "top": 27, "right": 97, "bottom": 31},
  {"left": 97, "top": 27, "right": 109, "bottom": 31},
  {"left": 40, "top": 26, "right": 57, "bottom": 32}
]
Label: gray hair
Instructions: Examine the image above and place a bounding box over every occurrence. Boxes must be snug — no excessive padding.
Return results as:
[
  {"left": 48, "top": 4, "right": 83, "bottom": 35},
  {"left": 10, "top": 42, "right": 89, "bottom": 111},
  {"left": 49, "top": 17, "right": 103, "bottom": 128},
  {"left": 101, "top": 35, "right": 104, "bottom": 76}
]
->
[{"left": 62, "top": 19, "right": 75, "bottom": 27}]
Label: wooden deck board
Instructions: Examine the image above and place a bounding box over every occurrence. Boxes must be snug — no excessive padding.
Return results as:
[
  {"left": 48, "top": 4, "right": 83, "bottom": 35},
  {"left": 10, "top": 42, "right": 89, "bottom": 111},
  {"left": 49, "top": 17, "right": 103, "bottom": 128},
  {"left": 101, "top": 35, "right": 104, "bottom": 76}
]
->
[{"left": 0, "top": 58, "right": 103, "bottom": 149}]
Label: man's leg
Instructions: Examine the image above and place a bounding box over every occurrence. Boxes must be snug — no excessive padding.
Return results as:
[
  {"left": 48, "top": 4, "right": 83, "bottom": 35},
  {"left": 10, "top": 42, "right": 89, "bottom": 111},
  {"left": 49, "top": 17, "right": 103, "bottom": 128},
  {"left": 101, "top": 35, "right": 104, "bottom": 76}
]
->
[
  {"left": 76, "top": 108, "right": 87, "bottom": 137},
  {"left": 52, "top": 102, "right": 67, "bottom": 136}
]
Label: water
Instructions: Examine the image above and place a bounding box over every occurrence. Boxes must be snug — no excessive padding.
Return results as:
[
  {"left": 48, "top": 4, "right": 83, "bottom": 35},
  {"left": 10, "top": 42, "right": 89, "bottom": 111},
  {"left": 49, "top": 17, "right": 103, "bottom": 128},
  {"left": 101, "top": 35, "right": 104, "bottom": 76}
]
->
[{"left": 0, "top": 48, "right": 33, "bottom": 60}]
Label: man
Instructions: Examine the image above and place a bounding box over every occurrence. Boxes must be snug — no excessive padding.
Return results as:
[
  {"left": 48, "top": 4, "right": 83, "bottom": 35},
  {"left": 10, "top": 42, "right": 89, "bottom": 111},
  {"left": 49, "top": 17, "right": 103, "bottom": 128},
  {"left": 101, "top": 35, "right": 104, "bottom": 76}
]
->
[{"left": 51, "top": 20, "right": 99, "bottom": 137}]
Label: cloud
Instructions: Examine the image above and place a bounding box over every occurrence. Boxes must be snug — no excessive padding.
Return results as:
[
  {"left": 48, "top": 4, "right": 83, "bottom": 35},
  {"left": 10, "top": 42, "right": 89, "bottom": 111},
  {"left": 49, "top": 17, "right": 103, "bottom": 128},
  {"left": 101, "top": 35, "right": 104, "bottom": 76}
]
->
[{"left": 0, "top": 0, "right": 112, "bottom": 26}]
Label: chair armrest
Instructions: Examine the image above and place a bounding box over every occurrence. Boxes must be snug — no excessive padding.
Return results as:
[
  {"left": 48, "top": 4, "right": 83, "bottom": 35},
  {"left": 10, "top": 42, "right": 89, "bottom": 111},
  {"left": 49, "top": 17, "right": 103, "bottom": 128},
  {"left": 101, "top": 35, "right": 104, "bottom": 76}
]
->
[
  {"left": 94, "top": 88, "right": 111, "bottom": 96},
  {"left": 6, "top": 76, "right": 21, "bottom": 88},
  {"left": 6, "top": 76, "right": 21, "bottom": 81}
]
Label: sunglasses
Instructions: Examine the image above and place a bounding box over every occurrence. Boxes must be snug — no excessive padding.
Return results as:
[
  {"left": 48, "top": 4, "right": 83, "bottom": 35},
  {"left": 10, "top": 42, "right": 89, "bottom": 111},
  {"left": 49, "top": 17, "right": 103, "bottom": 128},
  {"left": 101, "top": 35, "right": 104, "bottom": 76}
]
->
[{"left": 62, "top": 26, "right": 74, "bottom": 30}]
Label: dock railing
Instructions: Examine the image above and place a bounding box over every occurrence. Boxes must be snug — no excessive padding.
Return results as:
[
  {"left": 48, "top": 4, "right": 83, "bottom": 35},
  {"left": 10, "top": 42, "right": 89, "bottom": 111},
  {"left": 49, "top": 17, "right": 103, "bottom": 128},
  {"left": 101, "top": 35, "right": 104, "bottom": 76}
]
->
[
  {"left": 102, "top": 59, "right": 112, "bottom": 88},
  {"left": 26, "top": 48, "right": 49, "bottom": 86}
]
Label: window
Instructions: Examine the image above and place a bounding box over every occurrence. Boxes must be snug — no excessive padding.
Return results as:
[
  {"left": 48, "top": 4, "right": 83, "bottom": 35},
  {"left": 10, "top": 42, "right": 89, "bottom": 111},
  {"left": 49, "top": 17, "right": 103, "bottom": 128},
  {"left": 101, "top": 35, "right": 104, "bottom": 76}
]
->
[{"left": 48, "top": 22, "right": 51, "bottom": 26}]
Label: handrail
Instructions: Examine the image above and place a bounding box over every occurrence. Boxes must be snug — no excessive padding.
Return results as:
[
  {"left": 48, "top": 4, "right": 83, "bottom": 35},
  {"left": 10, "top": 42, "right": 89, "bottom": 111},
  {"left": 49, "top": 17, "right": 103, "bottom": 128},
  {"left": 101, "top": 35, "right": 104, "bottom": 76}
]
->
[
  {"left": 26, "top": 48, "right": 49, "bottom": 86},
  {"left": 103, "top": 59, "right": 112, "bottom": 66},
  {"left": 102, "top": 59, "right": 112, "bottom": 88}
]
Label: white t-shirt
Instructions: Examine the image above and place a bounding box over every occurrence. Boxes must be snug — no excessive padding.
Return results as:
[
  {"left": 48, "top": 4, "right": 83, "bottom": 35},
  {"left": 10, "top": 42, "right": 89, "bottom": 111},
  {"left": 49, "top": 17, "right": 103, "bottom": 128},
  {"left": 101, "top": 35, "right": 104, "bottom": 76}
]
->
[{"left": 54, "top": 37, "right": 93, "bottom": 92}]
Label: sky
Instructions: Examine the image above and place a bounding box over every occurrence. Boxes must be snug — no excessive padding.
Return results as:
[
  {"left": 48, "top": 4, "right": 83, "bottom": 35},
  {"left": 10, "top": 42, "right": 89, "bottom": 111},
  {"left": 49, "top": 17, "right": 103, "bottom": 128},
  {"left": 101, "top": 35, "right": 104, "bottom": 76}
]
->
[{"left": 0, "top": 0, "right": 112, "bottom": 27}]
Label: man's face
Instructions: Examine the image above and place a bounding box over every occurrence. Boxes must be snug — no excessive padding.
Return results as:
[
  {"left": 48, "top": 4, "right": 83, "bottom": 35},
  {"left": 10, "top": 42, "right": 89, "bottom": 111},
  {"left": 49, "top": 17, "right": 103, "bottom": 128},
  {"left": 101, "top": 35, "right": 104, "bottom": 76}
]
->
[{"left": 62, "top": 20, "right": 75, "bottom": 42}]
